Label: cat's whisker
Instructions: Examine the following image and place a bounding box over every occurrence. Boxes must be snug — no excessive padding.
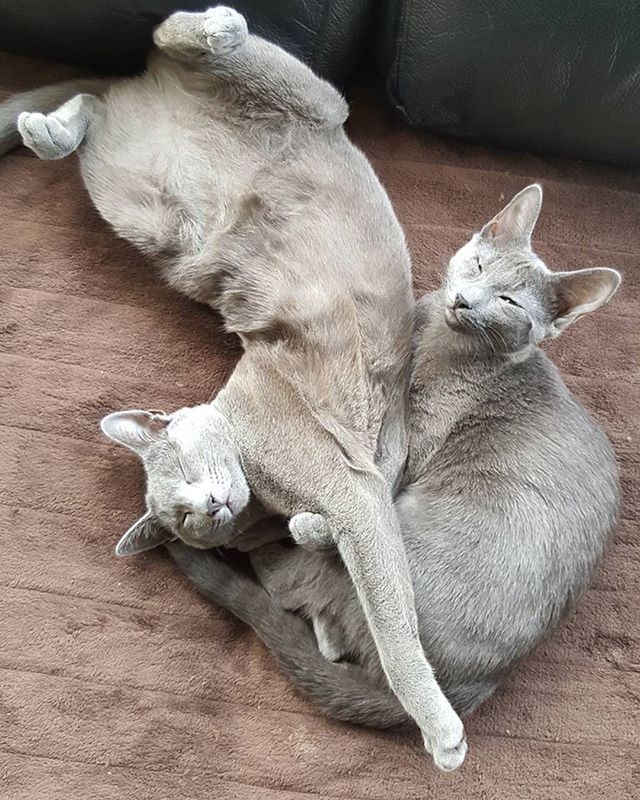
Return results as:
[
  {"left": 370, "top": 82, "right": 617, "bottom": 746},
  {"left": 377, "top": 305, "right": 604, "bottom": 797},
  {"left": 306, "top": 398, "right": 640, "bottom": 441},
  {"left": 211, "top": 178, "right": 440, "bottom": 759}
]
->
[
  {"left": 486, "top": 324, "right": 508, "bottom": 352},
  {"left": 464, "top": 317, "right": 498, "bottom": 356},
  {"left": 479, "top": 327, "right": 498, "bottom": 356}
]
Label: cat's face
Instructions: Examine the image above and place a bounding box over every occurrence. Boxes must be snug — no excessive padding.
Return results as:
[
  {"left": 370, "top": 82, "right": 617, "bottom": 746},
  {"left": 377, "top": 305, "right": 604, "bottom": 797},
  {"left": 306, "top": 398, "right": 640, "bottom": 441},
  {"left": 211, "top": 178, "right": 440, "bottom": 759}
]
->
[
  {"left": 442, "top": 185, "right": 620, "bottom": 355},
  {"left": 101, "top": 404, "right": 250, "bottom": 556}
]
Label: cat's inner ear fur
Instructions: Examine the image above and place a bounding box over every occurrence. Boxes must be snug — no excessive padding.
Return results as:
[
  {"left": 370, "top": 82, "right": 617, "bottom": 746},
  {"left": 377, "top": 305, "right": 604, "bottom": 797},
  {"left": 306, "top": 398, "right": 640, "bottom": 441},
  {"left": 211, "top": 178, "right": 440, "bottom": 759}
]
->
[
  {"left": 100, "top": 409, "right": 171, "bottom": 455},
  {"left": 549, "top": 268, "right": 621, "bottom": 336},
  {"left": 115, "top": 510, "right": 175, "bottom": 557},
  {"left": 480, "top": 184, "right": 543, "bottom": 245}
]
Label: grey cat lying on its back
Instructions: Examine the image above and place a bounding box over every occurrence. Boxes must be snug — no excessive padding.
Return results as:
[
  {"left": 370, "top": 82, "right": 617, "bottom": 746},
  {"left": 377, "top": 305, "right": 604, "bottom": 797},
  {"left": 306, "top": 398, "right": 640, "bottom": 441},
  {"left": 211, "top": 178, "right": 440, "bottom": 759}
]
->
[
  {"left": 169, "top": 185, "right": 620, "bottom": 720},
  {"left": 0, "top": 6, "right": 467, "bottom": 769}
]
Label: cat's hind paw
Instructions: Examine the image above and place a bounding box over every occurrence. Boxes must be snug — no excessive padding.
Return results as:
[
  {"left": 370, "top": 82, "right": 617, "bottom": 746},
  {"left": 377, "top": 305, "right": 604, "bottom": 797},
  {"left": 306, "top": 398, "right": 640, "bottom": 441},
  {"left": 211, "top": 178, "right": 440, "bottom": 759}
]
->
[
  {"left": 202, "top": 6, "right": 248, "bottom": 54},
  {"left": 289, "top": 512, "right": 334, "bottom": 550},
  {"left": 154, "top": 6, "right": 248, "bottom": 56},
  {"left": 312, "top": 614, "right": 347, "bottom": 662}
]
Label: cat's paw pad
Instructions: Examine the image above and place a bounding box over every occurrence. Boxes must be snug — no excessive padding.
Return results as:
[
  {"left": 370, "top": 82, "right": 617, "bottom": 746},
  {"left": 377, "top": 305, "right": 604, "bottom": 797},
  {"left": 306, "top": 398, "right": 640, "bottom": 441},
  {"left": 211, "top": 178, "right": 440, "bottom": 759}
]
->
[
  {"left": 423, "top": 705, "right": 467, "bottom": 772},
  {"left": 202, "top": 6, "right": 248, "bottom": 54},
  {"left": 289, "top": 512, "right": 334, "bottom": 550},
  {"left": 17, "top": 111, "right": 78, "bottom": 160}
]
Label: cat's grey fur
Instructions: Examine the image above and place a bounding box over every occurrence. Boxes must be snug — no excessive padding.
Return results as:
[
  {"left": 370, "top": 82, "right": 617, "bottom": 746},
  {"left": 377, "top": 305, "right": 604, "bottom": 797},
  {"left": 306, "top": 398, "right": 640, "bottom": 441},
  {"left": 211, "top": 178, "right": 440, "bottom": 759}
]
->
[
  {"left": 0, "top": 6, "right": 466, "bottom": 769},
  {"left": 169, "top": 184, "right": 620, "bottom": 722}
]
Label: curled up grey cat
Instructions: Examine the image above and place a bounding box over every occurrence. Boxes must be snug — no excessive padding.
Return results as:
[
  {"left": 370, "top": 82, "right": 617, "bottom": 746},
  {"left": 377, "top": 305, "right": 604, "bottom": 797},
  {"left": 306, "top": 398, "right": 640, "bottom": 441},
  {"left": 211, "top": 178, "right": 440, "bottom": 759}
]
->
[
  {"left": 168, "top": 184, "right": 621, "bottom": 727},
  {"left": 0, "top": 5, "right": 466, "bottom": 770}
]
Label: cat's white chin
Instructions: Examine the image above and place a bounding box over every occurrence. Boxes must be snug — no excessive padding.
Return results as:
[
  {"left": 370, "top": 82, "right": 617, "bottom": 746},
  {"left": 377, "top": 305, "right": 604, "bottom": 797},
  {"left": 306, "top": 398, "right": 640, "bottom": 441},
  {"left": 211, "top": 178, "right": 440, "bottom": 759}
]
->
[
  {"left": 212, "top": 505, "right": 234, "bottom": 527},
  {"left": 179, "top": 527, "right": 235, "bottom": 549},
  {"left": 179, "top": 537, "right": 219, "bottom": 550},
  {"left": 444, "top": 307, "right": 466, "bottom": 332}
]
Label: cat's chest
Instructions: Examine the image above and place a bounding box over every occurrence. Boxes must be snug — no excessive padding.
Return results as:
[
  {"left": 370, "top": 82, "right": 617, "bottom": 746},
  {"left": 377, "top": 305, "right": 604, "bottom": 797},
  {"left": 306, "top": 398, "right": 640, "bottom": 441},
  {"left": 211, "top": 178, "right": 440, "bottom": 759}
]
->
[
  {"left": 406, "top": 371, "right": 482, "bottom": 478},
  {"left": 412, "top": 374, "right": 470, "bottom": 433}
]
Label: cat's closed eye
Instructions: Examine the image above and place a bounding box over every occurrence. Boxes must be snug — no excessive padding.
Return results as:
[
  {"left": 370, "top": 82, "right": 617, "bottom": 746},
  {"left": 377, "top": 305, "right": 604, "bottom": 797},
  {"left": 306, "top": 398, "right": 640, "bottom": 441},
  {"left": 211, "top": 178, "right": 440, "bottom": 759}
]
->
[
  {"left": 499, "top": 295, "right": 520, "bottom": 307},
  {"left": 476, "top": 258, "right": 483, "bottom": 274},
  {"left": 182, "top": 512, "right": 192, "bottom": 527}
]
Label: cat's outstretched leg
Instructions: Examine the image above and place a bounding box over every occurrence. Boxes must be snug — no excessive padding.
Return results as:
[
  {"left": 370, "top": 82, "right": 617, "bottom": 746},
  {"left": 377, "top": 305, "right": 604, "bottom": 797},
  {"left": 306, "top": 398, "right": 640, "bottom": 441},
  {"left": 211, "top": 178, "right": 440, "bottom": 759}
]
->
[
  {"left": 17, "top": 93, "right": 99, "bottom": 160},
  {"left": 153, "top": 6, "right": 347, "bottom": 127}
]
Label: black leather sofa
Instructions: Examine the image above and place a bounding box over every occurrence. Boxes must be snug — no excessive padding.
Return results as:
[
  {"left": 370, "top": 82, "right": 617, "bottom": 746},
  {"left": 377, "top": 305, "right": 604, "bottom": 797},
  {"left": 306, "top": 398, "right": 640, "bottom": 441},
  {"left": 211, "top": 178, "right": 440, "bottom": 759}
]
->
[
  {"left": 377, "top": 0, "right": 640, "bottom": 165},
  {"left": 2, "top": 0, "right": 639, "bottom": 164},
  {"left": 0, "top": 0, "right": 372, "bottom": 83}
]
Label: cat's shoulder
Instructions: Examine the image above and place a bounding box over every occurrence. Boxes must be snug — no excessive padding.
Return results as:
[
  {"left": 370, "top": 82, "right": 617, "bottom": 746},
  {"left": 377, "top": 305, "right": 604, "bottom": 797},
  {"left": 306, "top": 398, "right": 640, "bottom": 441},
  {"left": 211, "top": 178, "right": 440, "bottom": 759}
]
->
[
  {"left": 507, "top": 347, "right": 565, "bottom": 398},
  {"left": 506, "top": 347, "right": 604, "bottom": 439}
]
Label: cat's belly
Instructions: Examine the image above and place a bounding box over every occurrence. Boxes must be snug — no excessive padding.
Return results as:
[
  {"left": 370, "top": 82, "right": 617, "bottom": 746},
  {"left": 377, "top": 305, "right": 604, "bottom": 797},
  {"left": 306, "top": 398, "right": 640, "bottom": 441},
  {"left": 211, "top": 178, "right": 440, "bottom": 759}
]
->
[
  {"left": 76, "top": 62, "right": 413, "bottom": 348},
  {"left": 78, "top": 73, "right": 264, "bottom": 266}
]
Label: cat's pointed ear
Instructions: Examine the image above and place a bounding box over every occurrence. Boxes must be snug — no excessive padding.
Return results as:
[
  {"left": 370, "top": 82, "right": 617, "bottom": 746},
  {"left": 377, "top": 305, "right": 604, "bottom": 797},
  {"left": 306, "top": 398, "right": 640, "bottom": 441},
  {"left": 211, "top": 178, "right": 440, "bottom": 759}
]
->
[
  {"left": 115, "top": 510, "right": 175, "bottom": 557},
  {"left": 100, "top": 409, "right": 171, "bottom": 456},
  {"left": 549, "top": 267, "right": 621, "bottom": 336},
  {"left": 480, "top": 184, "right": 543, "bottom": 245}
]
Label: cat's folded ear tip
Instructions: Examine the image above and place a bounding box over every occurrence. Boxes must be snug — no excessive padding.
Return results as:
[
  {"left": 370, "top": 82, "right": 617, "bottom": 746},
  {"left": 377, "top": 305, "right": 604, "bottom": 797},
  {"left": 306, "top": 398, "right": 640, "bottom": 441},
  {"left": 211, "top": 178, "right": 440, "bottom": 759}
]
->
[
  {"left": 99, "top": 413, "right": 115, "bottom": 434},
  {"left": 114, "top": 534, "right": 135, "bottom": 557},
  {"left": 609, "top": 267, "right": 623, "bottom": 286},
  {"left": 523, "top": 183, "right": 543, "bottom": 199},
  {"left": 592, "top": 266, "right": 622, "bottom": 296}
]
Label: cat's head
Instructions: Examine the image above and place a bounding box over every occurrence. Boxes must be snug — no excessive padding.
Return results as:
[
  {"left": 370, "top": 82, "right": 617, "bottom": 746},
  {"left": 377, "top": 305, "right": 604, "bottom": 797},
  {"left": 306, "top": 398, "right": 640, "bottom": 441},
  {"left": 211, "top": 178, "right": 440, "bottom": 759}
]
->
[
  {"left": 100, "top": 404, "right": 250, "bottom": 556},
  {"left": 441, "top": 184, "right": 620, "bottom": 356}
]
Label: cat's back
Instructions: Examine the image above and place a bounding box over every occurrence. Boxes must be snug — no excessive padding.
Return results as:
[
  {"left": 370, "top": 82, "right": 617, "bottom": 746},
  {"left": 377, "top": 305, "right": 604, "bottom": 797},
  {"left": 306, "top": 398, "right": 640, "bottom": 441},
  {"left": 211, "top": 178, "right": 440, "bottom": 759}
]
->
[
  {"left": 399, "top": 347, "right": 619, "bottom": 695},
  {"left": 484, "top": 350, "right": 616, "bottom": 498}
]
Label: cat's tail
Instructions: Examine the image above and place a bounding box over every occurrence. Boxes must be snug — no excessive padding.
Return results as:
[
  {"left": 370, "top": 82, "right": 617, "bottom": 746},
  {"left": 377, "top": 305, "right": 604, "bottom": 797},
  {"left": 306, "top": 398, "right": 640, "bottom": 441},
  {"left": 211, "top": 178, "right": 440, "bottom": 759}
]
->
[
  {"left": 0, "top": 79, "right": 111, "bottom": 156},
  {"left": 167, "top": 541, "right": 410, "bottom": 729}
]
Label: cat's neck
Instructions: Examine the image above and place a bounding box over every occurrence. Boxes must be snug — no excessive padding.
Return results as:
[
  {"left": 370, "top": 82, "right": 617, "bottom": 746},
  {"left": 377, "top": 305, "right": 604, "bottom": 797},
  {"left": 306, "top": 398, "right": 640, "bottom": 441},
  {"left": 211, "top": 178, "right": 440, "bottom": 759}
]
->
[{"left": 406, "top": 291, "right": 539, "bottom": 479}]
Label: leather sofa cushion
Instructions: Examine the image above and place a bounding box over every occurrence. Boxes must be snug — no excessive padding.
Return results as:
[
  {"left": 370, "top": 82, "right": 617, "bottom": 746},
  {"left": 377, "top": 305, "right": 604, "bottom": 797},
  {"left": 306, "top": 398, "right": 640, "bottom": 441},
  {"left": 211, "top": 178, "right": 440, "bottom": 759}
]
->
[{"left": 377, "top": 0, "right": 640, "bottom": 164}]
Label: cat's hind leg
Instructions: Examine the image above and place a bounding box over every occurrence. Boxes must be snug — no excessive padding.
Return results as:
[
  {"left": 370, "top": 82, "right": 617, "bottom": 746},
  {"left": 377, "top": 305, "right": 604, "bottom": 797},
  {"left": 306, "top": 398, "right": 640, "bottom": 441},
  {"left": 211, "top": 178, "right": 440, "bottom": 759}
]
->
[
  {"left": 312, "top": 612, "right": 349, "bottom": 663},
  {"left": 153, "top": 6, "right": 347, "bottom": 127},
  {"left": 17, "top": 93, "right": 99, "bottom": 160}
]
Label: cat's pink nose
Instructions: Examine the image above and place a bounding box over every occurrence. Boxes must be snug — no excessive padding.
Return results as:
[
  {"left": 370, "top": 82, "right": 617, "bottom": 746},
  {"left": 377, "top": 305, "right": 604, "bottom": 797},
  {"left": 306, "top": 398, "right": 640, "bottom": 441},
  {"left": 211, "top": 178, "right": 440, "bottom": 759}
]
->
[{"left": 206, "top": 495, "right": 224, "bottom": 516}]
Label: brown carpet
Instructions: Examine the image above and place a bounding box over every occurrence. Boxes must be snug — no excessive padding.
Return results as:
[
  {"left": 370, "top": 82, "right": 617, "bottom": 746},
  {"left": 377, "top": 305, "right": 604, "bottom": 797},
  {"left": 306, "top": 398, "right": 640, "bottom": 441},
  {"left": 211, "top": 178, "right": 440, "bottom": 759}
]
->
[{"left": 0, "top": 52, "right": 638, "bottom": 800}]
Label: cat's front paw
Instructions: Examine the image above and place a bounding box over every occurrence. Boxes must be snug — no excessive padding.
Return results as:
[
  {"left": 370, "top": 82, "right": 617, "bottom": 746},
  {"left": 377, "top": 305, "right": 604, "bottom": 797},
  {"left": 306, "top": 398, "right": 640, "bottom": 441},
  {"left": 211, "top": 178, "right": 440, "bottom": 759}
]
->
[
  {"left": 288, "top": 512, "right": 334, "bottom": 550},
  {"left": 422, "top": 700, "right": 467, "bottom": 772},
  {"left": 18, "top": 111, "right": 78, "bottom": 160}
]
